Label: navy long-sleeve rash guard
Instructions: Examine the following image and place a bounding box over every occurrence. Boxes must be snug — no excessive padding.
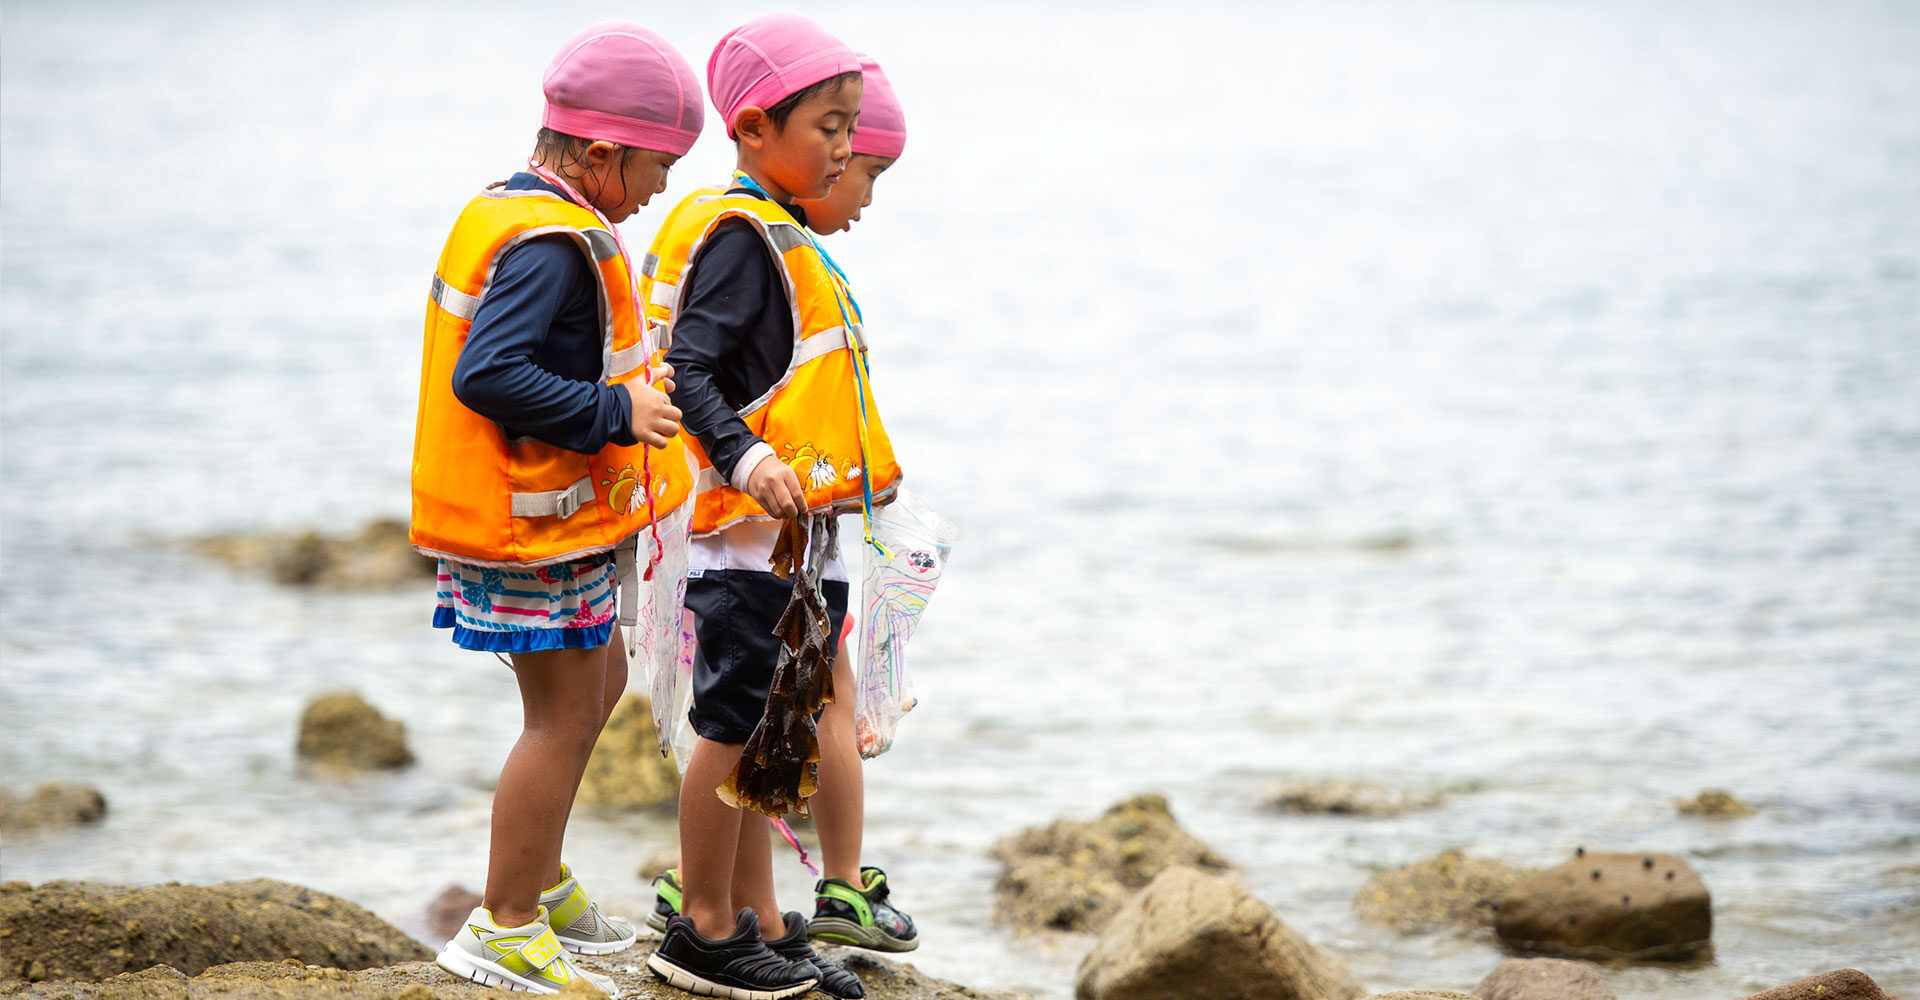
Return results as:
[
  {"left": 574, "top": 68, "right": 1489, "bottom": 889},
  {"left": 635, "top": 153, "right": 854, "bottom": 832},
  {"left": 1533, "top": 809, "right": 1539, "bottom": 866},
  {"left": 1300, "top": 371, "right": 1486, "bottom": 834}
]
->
[
  {"left": 450, "top": 172, "right": 637, "bottom": 455},
  {"left": 664, "top": 191, "right": 809, "bottom": 484}
]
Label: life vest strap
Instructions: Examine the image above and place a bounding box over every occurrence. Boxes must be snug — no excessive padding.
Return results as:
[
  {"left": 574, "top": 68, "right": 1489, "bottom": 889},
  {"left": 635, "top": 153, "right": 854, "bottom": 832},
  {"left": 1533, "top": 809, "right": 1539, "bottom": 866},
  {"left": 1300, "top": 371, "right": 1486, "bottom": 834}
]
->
[
  {"left": 615, "top": 533, "right": 639, "bottom": 627},
  {"left": 510, "top": 476, "right": 595, "bottom": 520},
  {"left": 792, "top": 324, "right": 856, "bottom": 368},
  {"left": 429, "top": 274, "right": 481, "bottom": 321},
  {"left": 648, "top": 280, "right": 679, "bottom": 311},
  {"left": 609, "top": 341, "right": 650, "bottom": 381}
]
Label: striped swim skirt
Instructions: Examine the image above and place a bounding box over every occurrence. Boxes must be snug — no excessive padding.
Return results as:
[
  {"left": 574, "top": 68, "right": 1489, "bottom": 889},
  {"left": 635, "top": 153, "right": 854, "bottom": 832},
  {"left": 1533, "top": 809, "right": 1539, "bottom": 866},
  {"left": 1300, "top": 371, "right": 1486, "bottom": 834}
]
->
[{"left": 432, "top": 555, "right": 617, "bottom": 653}]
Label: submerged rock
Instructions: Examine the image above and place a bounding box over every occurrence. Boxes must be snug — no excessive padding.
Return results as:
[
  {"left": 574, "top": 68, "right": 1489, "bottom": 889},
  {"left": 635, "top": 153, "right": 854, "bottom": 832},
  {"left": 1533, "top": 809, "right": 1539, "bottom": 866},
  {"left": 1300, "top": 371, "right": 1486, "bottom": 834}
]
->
[
  {"left": 1266, "top": 780, "right": 1443, "bottom": 817},
  {"left": 1494, "top": 851, "right": 1711, "bottom": 961},
  {"left": 1731, "top": 969, "right": 1892, "bottom": 1000},
  {"left": 1353, "top": 849, "right": 1528, "bottom": 932},
  {"left": 296, "top": 692, "right": 414, "bottom": 771},
  {"left": 192, "top": 518, "right": 436, "bottom": 590},
  {"left": 576, "top": 694, "right": 680, "bottom": 810},
  {"left": 993, "top": 794, "right": 1232, "bottom": 933},
  {"left": 0, "top": 782, "right": 108, "bottom": 832},
  {"left": 1472, "top": 957, "right": 1615, "bottom": 1000},
  {"left": 424, "top": 886, "right": 483, "bottom": 943},
  {"left": 0, "top": 879, "right": 429, "bottom": 984},
  {"left": 1076, "top": 865, "right": 1364, "bottom": 1000},
  {"left": 1676, "top": 789, "right": 1756, "bottom": 818}
]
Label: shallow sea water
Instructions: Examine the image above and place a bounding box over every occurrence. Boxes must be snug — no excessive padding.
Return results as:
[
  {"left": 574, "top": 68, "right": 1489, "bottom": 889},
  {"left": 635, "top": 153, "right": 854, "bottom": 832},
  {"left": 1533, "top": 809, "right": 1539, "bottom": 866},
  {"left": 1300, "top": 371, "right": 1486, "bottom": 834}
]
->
[{"left": 3, "top": 0, "right": 1918, "bottom": 996}]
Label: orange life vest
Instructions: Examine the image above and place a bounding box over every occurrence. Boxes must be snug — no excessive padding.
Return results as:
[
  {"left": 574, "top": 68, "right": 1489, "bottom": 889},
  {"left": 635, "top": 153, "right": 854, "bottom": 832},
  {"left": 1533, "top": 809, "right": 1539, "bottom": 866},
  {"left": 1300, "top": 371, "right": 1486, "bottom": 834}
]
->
[
  {"left": 640, "top": 188, "right": 901, "bottom": 538},
  {"left": 411, "top": 182, "right": 695, "bottom": 568}
]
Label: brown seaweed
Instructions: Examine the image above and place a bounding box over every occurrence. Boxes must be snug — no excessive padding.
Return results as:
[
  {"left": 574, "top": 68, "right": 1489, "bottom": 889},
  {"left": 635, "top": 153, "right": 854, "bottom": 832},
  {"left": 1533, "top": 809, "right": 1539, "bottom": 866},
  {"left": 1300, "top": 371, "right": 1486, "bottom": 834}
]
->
[{"left": 718, "top": 513, "right": 840, "bottom": 816}]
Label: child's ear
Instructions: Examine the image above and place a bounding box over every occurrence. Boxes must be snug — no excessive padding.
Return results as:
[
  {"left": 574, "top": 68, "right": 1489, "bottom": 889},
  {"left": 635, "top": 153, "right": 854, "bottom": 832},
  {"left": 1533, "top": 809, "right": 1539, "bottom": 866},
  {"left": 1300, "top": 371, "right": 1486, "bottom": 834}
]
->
[
  {"left": 733, "top": 108, "right": 771, "bottom": 149},
  {"left": 585, "top": 140, "right": 621, "bottom": 169}
]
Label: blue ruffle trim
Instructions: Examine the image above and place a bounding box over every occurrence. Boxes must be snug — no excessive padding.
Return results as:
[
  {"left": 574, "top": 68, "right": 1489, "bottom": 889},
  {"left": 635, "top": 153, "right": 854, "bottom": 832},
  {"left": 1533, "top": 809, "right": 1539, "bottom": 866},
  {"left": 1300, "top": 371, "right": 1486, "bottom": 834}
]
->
[{"left": 432, "top": 606, "right": 613, "bottom": 653}]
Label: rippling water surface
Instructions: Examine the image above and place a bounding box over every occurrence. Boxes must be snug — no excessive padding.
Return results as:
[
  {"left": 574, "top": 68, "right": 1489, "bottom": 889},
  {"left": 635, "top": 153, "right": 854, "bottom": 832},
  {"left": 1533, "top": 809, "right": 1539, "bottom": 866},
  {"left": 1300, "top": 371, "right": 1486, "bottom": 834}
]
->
[{"left": 4, "top": 1, "right": 1918, "bottom": 995}]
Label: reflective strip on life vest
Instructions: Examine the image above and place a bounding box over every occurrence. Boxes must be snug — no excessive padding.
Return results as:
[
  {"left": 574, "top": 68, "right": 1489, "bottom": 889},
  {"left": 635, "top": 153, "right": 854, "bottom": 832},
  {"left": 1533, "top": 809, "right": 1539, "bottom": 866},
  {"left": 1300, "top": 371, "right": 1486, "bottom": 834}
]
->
[
  {"left": 581, "top": 228, "right": 621, "bottom": 262},
  {"left": 648, "top": 281, "right": 679, "bottom": 311},
  {"left": 639, "top": 252, "right": 660, "bottom": 278},
  {"left": 608, "top": 341, "right": 649, "bottom": 381},
  {"left": 509, "top": 476, "right": 595, "bottom": 519},
  {"left": 430, "top": 275, "right": 481, "bottom": 321}
]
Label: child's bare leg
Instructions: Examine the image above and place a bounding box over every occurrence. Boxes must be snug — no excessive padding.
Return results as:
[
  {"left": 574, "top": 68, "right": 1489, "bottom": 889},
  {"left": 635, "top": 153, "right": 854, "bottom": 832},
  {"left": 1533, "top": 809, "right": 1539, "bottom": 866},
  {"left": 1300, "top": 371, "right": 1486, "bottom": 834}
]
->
[
  {"left": 600, "top": 623, "right": 629, "bottom": 730},
  {"left": 730, "top": 813, "right": 787, "bottom": 937},
  {"left": 811, "top": 650, "right": 864, "bottom": 884},
  {"left": 679, "top": 736, "right": 747, "bottom": 940},
  {"left": 483, "top": 643, "right": 610, "bottom": 928}
]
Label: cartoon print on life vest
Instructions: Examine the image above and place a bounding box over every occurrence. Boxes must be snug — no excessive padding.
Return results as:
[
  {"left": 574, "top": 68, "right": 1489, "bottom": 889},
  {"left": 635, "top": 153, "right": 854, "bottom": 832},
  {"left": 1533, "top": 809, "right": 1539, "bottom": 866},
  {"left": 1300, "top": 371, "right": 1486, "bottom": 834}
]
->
[
  {"left": 784, "top": 443, "right": 840, "bottom": 491},
  {"left": 601, "top": 465, "right": 638, "bottom": 513}
]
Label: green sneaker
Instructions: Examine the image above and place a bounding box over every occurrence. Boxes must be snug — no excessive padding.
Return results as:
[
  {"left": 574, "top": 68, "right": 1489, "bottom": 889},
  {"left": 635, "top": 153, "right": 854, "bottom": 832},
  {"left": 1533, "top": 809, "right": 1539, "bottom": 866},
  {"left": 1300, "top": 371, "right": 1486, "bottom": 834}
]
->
[
  {"left": 808, "top": 867, "right": 918, "bottom": 953},
  {"left": 435, "top": 905, "right": 621, "bottom": 996},
  {"left": 540, "top": 863, "right": 638, "bottom": 955},
  {"left": 646, "top": 867, "right": 682, "bottom": 933}
]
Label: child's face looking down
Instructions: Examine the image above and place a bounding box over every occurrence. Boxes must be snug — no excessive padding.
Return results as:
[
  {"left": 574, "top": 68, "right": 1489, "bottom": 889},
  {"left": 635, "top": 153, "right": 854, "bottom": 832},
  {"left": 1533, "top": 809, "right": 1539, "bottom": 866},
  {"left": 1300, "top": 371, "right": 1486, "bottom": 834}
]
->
[
  {"left": 798, "top": 154, "right": 894, "bottom": 235},
  {"left": 737, "top": 77, "right": 863, "bottom": 203},
  {"left": 583, "top": 145, "right": 677, "bottom": 223}
]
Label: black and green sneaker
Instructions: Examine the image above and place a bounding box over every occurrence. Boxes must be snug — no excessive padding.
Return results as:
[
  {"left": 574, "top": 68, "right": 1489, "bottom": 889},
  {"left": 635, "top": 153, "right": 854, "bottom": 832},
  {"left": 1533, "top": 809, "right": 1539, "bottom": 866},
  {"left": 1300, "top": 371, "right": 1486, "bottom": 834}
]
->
[
  {"left": 646, "top": 868, "right": 682, "bottom": 933},
  {"left": 807, "top": 867, "right": 918, "bottom": 953}
]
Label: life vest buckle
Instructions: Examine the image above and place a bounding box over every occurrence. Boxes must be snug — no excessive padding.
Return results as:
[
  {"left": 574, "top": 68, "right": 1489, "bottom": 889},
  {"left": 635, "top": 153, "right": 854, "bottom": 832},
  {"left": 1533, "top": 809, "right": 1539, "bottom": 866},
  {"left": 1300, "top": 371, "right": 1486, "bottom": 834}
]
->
[{"left": 553, "top": 488, "right": 583, "bottom": 520}]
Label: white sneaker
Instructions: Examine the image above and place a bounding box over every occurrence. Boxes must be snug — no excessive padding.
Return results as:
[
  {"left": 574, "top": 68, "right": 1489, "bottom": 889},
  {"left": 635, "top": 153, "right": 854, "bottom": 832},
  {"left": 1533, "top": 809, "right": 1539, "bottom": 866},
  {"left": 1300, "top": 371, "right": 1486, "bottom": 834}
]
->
[
  {"left": 436, "top": 905, "right": 622, "bottom": 997},
  {"left": 541, "top": 862, "right": 639, "bottom": 955}
]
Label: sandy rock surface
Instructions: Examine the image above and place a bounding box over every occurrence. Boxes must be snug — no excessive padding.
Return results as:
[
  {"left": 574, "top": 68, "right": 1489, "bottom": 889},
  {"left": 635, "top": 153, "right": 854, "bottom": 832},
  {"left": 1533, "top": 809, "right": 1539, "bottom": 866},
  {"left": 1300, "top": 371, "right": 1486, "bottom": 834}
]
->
[
  {"left": 191, "top": 518, "right": 435, "bottom": 590},
  {"left": 1353, "top": 850, "right": 1528, "bottom": 932},
  {"left": 0, "top": 880, "right": 430, "bottom": 985},
  {"left": 993, "top": 794, "right": 1231, "bottom": 933},
  {"left": 297, "top": 692, "right": 414, "bottom": 771},
  {"left": 1730, "top": 969, "right": 1892, "bottom": 1000},
  {"left": 0, "top": 783, "right": 108, "bottom": 833},
  {"left": 1266, "top": 780, "right": 1444, "bottom": 817},
  {"left": 0, "top": 949, "right": 1014, "bottom": 1000},
  {"left": 576, "top": 694, "right": 680, "bottom": 810},
  {"left": 1075, "top": 865, "right": 1364, "bottom": 1000},
  {"left": 1494, "top": 852, "right": 1711, "bottom": 961},
  {"left": 1471, "top": 957, "right": 1615, "bottom": 1000},
  {"left": 1362, "top": 993, "right": 1480, "bottom": 1000}
]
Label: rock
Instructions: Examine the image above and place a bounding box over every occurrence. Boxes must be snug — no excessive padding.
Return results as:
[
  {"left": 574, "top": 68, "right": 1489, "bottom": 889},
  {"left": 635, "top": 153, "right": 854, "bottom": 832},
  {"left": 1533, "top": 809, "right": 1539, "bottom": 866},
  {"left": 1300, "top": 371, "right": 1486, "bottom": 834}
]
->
[
  {"left": 576, "top": 694, "right": 680, "bottom": 810},
  {"left": 296, "top": 691, "right": 414, "bottom": 770},
  {"left": 994, "top": 794, "right": 1232, "bottom": 933},
  {"left": 637, "top": 848, "right": 680, "bottom": 881},
  {"left": 1732, "top": 969, "right": 1892, "bottom": 1000},
  {"left": 192, "top": 518, "right": 436, "bottom": 590},
  {"left": 1677, "top": 789, "right": 1756, "bottom": 818},
  {"left": 1353, "top": 850, "right": 1528, "bottom": 932},
  {"left": 1075, "top": 865, "right": 1364, "bottom": 1000},
  {"left": 1472, "top": 957, "right": 1615, "bottom": 1000},
  {"left": 425, "top": 885, "right": 483, "bottom": 942},
  {"left": 1494, "top": 852, "right": 1711, "bottom": 961},
  {"left": 0, "top": 782, "right": 108, "bottom": 832},
  {"left": 1363, "top": 994, "right": 1479, "bottom": 1000},
  {"left": 0, "top": 879, "right": 429, "bottom": 984},
  {"left": 1266, "top": 780, "right": 1442, "bottom": 817}
]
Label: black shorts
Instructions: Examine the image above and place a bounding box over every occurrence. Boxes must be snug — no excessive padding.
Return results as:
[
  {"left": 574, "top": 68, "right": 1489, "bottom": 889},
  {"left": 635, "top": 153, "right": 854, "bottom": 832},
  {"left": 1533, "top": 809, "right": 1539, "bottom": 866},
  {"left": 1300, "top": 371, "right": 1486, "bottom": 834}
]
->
[{"left": 685, "top": 569, "right": 850, "bottom": 744}]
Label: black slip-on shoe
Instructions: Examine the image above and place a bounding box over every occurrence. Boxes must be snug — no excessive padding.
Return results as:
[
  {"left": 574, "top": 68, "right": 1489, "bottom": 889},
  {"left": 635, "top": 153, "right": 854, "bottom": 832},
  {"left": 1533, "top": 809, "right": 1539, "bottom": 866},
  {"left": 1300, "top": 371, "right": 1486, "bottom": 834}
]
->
[
  {"left": 765, "top": 912, "right": 862, "bottom": 998},
  {"left": 646, "top": 907, "right": 818, "bottom": 999}
]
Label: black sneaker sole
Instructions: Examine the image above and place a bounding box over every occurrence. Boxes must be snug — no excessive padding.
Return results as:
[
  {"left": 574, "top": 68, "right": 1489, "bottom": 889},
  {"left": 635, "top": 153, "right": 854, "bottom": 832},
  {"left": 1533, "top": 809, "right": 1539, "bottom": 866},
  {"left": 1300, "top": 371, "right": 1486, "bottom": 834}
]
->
[{"left": 645, "top": 952, "right": 817, "bottom": 1000}]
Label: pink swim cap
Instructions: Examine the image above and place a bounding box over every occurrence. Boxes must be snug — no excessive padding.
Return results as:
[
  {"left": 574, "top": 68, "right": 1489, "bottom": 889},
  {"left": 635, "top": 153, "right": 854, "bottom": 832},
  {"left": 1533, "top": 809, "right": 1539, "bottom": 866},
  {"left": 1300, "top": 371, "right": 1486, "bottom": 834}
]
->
[
  {"left": 542, "top": 22, "right": 704, "bottom": 157},
  {"left": 849, "top": 55, "right": 905, "bottom": 159},
  {"left": 707, "top": 12, "right": 861, "bottom": 138}
]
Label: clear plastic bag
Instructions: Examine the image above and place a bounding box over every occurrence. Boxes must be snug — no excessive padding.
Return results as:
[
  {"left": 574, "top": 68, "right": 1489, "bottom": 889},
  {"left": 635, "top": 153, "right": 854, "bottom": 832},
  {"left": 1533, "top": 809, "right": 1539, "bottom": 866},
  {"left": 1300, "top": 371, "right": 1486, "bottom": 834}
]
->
[
  {"left": 631, "top": 497, "right": 694, "bottom": 761},
  {"left": 853, "top": 486, "right": 957, "bottom": 758}
]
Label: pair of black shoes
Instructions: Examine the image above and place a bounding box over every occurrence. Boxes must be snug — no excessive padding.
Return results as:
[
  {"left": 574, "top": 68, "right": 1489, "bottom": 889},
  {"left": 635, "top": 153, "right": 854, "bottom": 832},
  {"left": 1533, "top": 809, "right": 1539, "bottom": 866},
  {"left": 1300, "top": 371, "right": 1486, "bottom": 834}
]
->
[{"left": 647, "top": 907, "right": 863, "bottom": 999}]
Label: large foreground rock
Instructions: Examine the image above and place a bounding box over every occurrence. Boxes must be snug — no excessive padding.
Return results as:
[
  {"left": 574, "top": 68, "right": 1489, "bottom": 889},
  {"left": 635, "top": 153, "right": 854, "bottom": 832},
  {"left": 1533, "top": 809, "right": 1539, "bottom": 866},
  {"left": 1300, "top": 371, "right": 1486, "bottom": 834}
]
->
[
  {"left": 576, "top": 694, "right": 679, "bottom": 810},
  {"left": 0, "top": 880, "right": 430, "bottom": 984},
  {"left": 1267, "top": 780, "right": 1442, "bottom": 817},
  {"left": 192, "top": 518, "right": 436, "bottom": 590},
  {"left": 1076, "top": 866, "right": 1364, "bottom": 1000},
  {"left": 1494, "top": 852, "right": 1711, "bottom": 961},
  {"left": 994, "top": 794, "right": 1232, "bottom": 933},
  {"left": 1731, "top": 969, "right": 1892, "bottom": 1000},
  {"left": 1354, "top": 850, "right": 1527, "bottom": 932},
  {"left": 297, "top": 692, "right": 414, "bottom": 771},
  {"left": 0, "top": 939, "right": 1005, "bottom": 999},
  {"left": 0, "top": 783, "right": 108, "bottom": 833},
  {"left": 1472, "top": 958, "right": 1615, "bottom": 1000}
]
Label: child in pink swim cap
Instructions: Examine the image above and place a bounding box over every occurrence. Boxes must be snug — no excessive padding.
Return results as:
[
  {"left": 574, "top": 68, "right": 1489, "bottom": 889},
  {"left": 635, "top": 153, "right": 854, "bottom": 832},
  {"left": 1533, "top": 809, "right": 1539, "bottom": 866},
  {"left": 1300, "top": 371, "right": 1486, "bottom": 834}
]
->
[
  {"left": 416, "top": 21, "right": 702, "bottom": 998},
  {"left": 638, "top": 12, "right": 888, "bottom": 1000},
  {"left": 796, "top": 54, "right": 906, "bottom": 234}
]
